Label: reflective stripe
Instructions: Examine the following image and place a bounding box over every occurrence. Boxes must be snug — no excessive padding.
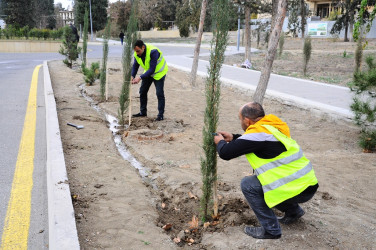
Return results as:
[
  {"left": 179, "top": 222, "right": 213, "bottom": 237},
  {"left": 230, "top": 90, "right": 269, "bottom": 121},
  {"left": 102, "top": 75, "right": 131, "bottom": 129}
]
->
[
  {"left": 239, "top": 132, "right": 279, "bottom": 142},
  {"left": 255, "top": 149, "right": 303, "bottom": 175},
  {"left": 262, "top": 162, "right": 313, "bottom": 193},
  {"left": 151, "top": 60, "right": 166, "bottom": 77},
  {"left": 157, "top": 56, "right": 163, "bottom": 64}
]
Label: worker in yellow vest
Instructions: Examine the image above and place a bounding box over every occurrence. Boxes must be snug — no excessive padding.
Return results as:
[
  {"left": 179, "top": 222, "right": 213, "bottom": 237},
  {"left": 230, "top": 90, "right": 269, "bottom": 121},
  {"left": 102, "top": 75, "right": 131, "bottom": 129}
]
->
[
  {"left": 214, "top": 102, "right": 318, "bottom": 239},
  {"left": 131, "top": 40, "right": 168, "bottom": 121}
]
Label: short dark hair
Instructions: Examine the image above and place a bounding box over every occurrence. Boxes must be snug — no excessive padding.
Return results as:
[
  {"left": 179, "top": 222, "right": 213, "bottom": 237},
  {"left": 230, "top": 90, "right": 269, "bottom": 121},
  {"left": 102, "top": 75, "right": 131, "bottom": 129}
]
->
[
  {"left": 241, "top": 102, "right": 265, "bottom": 120},
  {"left": 134, "top": 40, "right": 145, "bottom": 49}
]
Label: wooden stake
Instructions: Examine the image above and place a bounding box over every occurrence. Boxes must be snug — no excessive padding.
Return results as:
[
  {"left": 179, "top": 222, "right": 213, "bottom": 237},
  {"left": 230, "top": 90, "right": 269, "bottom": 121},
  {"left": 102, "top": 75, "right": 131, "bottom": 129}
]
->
[
  {"left": 105, "top": 65, "right": 109, "bottom": 101},
  {"left": 128, "top": 79, "right": 132, "bottom": 127},
  {"left": 213, "top": 173, "right": 218, "bottom": 217}
]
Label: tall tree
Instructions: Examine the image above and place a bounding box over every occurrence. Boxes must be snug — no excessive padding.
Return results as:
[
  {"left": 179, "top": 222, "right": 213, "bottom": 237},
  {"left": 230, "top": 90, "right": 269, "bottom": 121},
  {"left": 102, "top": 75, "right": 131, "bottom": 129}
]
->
[
  {"left": 244, "top": 4, "right": 251, "bottom": 61},
  {"left": 3, "top": 0, "right": 35, "bottom": 27},
  {"left": 75, "top": 0, "right": 108, "bottom": 32},
  {"left": 287, "top": 0, "right": 300, "bottom": 37},
  {"left": 34, "top": 0, "right": 56, "bottom": 29},
  {"left": 176, "top": 0, "right": 191, "bottom": 37},
  {"left": 300, "top": 0, "right": 306, "bottom": 38},
  {"left": 253, "top": 0, "right": 287, "bottom": 104},
  {"left": 201, "top": 0, "right": 229, "bottom": 221},
  {"left": 190, "top": 0, "right": 208, "bottom": 86}
]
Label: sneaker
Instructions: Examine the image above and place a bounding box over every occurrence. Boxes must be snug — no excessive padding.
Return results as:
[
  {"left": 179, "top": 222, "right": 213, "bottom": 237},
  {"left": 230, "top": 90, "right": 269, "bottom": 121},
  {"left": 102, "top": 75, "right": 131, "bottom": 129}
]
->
[
  {"left": 132, "top": 112, "right": 146, "bottom": 118},
  {"left": 244, "top": 226, "right": 281, "bottom": 239},
  {"left": 277, "top": 209, "right": 305, "bottom": 225},
  {"left": 154, "top": 116, "right": 164, "bottom": 121}
]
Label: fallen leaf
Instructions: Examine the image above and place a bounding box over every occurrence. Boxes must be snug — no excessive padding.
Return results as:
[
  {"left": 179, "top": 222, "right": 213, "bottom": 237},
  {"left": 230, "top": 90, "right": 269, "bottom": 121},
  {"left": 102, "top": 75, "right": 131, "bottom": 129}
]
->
[
  {"left": 211, "top": 221, "right": 220, "bottom": 226},
  {"left": 188, "top": 243, "right": 192, "bottom": 246},
  {"left": 203, "top": 222, "right": 210, "bottom": 228},
  {"left": 188, "top": 192, "right": 197, "bottom": 200},
  {"left": 162, "top": 224, "right": 172, "bottom": 231},
  {"left": 174, "top": 207, "right": 180, "bottom": 211},
  {"left": 123, "top": 131, "right": 129, "bottom": 138},
  {"left": 161, "top": 203, "right": 166, "bottom": 209},
  {"left": 173, "top": 237, "right": 181, "bottom": 243},
  {"left": 188, "top": 238, "right": 195, "bottom": 243},
  {"left": 188, "top": 215, "right": 199, "bottom": 229},
  {"left": 218, "top": 194, "right": 223, "bottom": 200},
  {"left": 184, "top": 229, "right": 189, "bottom": 233}
]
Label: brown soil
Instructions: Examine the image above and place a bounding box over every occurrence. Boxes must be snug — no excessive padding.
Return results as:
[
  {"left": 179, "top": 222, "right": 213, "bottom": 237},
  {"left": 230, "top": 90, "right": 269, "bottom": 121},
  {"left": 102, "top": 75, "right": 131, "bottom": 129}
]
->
[{"left": 49, "top": 39, "right": 376, "bottom": 249}]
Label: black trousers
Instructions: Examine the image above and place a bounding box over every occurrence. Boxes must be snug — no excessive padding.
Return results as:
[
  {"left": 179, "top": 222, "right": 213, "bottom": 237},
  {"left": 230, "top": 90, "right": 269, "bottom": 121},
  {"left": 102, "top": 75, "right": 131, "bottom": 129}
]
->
[{"left": 139, "top": 75, "right": 165, "bottom": 117}]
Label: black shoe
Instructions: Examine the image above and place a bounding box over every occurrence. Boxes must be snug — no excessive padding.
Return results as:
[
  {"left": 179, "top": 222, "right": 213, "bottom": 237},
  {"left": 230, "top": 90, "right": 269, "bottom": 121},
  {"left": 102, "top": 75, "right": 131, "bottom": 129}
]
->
[
  {"left": 244, "top": 226, "right": 281, "bottom": 239},
  {"left": 277, "top": 209, "right": 305, "bottom": 225},
  {"left": 154, "top": 116, "right": 164, "bottom": 121},
  {"left": 132, "top": 112, "right": 146, "bottom": 118}
]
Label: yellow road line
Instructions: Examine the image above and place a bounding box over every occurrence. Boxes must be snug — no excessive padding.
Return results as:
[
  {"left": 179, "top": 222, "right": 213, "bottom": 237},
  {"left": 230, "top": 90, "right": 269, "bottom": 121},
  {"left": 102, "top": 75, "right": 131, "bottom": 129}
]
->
[{"left": 1, "top": 65, "right": 41, "bottom": 249}]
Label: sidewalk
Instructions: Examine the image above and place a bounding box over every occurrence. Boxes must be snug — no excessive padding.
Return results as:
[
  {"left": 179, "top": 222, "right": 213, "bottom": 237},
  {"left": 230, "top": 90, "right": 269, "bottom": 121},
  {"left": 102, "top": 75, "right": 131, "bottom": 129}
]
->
[{"left": 164, "top": 47, "right": 353, "bottom": 120}]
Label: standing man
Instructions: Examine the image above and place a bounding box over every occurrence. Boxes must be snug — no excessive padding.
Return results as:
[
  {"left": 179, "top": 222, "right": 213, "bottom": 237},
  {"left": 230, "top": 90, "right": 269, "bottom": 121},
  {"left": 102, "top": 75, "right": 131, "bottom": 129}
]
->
[
  {"left": 131, "top": 40, "right": 168, "bottom": 121},
  {"left": 214, "top": 102, "right": 318, "bottom": 239},
  {"left": 119, "top": 31, "right": 125, "bottom": 45}
]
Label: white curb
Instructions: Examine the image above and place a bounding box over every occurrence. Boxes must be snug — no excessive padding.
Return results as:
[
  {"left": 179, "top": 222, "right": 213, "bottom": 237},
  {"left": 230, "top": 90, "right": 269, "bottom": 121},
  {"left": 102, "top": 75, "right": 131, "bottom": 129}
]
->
[{"left": 43, "top": 61, "right": 80, "bottom": 250}]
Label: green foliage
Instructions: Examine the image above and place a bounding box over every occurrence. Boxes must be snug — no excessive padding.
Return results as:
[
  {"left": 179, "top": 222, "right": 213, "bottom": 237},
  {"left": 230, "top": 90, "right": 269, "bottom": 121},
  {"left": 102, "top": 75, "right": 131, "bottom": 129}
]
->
[
  {"left": 176, "top": 0, "right": 192, "bottom": 37},
  {"left": 75, "top": 0, "right": 108, "bottom": 32},
  {"left": 343, "top": 50, "right": 347, "bottom": 58},
  {"left": 100, "top": 19, "right": 111, "bottom": 100},
  {"left": 200, "top": 0, "right": 229, "bottom": 221},
  {"left": 3, "top": 0, "right": 35, "bottom": 27},
  {"left": 287, "top": 0, "right": 300, "bottom": 37},
  {"left": 349, "top": 55, "right": 376, "bottom": 152},
  {"left": 83, "top": 8, "right": 89, "bottom": 66},
  {"left": 0, "top": 25, "right": 63, "bottom": 40},
  {"left": 328, "top": 9, "right": 341, "bottom": 21},
  {"left": 118, "top": 0, "right": 139, "bottom": 125},
  {"left": 59, "top": 26, "right": 81, "bottom": 68},
  {"left": 303, "top": 36, "right": 312, "bottom": 75},
  {"left": 82, "top": 62, "right": 100, "bottom": 85},
  {"left": 278, "top": 32, "right": 285, "bottom": 57}
]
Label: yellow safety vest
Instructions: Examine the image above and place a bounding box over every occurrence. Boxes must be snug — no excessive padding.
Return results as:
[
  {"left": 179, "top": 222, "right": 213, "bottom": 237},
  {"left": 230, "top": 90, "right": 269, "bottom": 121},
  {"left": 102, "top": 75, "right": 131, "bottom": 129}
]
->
[
  {"left": 245, "top": 124, "right": 318, "bottom": 208},
  {"left": 134, "top": 44, "right": 168, "bottom": 80}
]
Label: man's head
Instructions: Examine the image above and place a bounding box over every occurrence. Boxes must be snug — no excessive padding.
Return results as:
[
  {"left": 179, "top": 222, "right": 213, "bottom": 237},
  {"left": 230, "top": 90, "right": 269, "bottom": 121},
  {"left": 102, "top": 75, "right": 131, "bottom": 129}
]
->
[
  {"left": 134, "top": 40, "right": 145, "bottom": 57},
  {"left": 238, "top": 102, "right": 265, "bottom": 131}
]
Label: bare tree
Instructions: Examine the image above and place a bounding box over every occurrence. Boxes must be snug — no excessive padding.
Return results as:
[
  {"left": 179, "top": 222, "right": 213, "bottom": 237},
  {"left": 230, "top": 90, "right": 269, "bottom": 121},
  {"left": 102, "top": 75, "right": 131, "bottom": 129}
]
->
[
  {"left": 190, "top": 0, "right": 208, "bottom": 87},
  {"left": 253, "top": 0, "right": 287, "bottom": 104}
]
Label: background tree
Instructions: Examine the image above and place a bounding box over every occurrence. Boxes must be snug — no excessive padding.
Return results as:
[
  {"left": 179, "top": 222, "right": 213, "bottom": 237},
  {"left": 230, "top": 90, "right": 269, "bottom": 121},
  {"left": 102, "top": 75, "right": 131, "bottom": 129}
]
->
[
  {"left": 75, "top": 0, "right": 108, "bottom": 32},
  {"left": 119, "top": 0, "right": 138, "bottom": 126},
  {"left": 353, "top": 0, "right": 376, "bottom": 41},
  {"left": 2, "top": 0, "right": 35, "bottom": 27},
  {"left": 300, "top": 0, "right": 307, "bottom": 38},
  {"left": 108, "top": 1, "right": 131, "bottom": 34},
  {"left": 201, "top": 0, "right": 229, "bottom": 221},
  {"left": 176, "top": 0, "right": 191, "bottom": 37},
  {"left": 190, "top": 0, "right": 208, "bottom": 86},
  {"left": 303, "top": 35, "right": 312, "bottom": 75},
  {"left": 34, "top": 0, "right": 56, "bottom": 29},
  {"left": 253, "top": 0, "right": 287, "bottom": 104},
  {"left": 330, "top": 0, "right": 357, "bottom": 42},
  {"left": 287, "top": 0, "right": 301, "bottom": 37}
]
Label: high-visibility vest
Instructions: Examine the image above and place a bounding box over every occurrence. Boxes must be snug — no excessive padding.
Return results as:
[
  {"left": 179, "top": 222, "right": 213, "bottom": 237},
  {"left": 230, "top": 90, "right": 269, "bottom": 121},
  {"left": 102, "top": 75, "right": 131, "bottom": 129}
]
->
[
  {"left": 245, "top": 124, "right": 318, "bottom": 208},
  {"left": 134, "top": 44, "right": 168, "bottom": 80}
]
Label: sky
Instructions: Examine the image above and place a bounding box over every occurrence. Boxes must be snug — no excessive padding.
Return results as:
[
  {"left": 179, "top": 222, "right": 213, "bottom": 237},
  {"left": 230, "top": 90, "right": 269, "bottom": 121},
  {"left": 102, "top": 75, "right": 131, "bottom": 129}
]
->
[{"left": 55, "top": 0, "right": 120, "bottom": 10}]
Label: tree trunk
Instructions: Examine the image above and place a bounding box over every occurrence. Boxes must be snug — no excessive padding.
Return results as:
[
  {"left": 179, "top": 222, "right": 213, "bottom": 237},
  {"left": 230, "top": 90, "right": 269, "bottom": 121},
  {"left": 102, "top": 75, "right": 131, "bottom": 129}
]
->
[
  {"left": 244, "top": 5, "right": 251, "bottom": 61},
  {"left": 344, "top": 15, "right": 349, "bottom": 42},
  {"left": 253, "top": 0, "right": 287, "bottom": 104},
  {"left": 300, "top": 0, "right": 305, "bottom": 38},
  {"left": 190, "top": 0, "right": 208, "bottom": 87},
  {"left": 271, "top": 0, "right": 279, "bottom": 30}
]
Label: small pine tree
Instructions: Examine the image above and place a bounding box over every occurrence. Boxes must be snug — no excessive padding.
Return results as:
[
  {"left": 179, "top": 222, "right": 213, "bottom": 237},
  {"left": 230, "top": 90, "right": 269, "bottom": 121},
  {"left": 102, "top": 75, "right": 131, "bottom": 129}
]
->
[
  {"left": 118, "top": 0, "right": 138, "bottom": 125},
  {"left": 82, "top": 62, "right": 100, "bottom": 85},
  {"left": 100, "top": 19, "right": 111, "bottom": 101},
  {"left": 354, "top": 37, "right": 364, "bottom": 73},
  {"left": 59, "top": 26, "right": 81, "bottom": 68},
  {"left": 349, "top": 55, "right": 376, "bottom": 152},
  {"left": 83, "top": 7, "right": 89, "bottom": 66},
  {"left": 200, "top": 0, "right": 229, "bottom": 221},
  {"left": 303, "top": 36, "right": 312, "bottom": 75},
  {"left": 278, "top": 32, "right": 285, "bottom": 57}
]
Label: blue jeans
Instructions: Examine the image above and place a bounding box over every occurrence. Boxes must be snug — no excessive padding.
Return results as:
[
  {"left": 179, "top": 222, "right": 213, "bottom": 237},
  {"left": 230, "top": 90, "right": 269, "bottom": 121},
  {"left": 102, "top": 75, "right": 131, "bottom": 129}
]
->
[
  {"left": 241, "top": 175, "right": 317, "bottom": 235},
  {"left": 139, "top": 76, "right": 165, "bottom": 118}
]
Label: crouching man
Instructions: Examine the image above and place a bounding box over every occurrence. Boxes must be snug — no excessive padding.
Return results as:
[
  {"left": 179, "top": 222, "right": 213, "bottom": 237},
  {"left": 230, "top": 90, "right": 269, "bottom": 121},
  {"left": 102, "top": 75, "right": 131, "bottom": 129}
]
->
[{"left": 214, "top": 102, "right": 319, "bottom": 239}]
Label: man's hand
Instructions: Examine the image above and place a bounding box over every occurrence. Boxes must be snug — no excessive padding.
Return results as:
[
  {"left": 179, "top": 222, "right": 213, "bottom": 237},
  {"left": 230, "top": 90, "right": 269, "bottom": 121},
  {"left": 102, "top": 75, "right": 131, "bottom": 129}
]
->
[
  {"left": 132, "top": 76, "right": 141, "bottom": 84},
  {"left": 213, "top": 133, "right": 225, "bottom": 145},
  {"left": 218, "top": 131, "right": 233, "bottom": 142}
]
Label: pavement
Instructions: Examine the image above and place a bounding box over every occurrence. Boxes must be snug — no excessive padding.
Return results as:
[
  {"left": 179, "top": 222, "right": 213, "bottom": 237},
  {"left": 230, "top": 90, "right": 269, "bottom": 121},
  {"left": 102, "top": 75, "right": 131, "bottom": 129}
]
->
[{"left": 44, "top": 40, "right": 355, "bottom": 249}]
